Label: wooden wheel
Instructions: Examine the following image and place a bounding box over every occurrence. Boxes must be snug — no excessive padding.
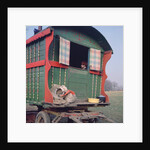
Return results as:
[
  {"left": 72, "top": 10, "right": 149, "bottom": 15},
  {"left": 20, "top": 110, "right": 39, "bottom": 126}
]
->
[{"left": 35, "top": 111, "right": 50, "bottom": 123}]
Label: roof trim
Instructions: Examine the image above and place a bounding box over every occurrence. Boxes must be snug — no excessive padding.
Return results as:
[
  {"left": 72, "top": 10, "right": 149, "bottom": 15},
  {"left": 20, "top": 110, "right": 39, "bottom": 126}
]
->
[
  {"left": 26, "top": 26, "right": 113, "bottom": 53},
  {"left": 26, "top": 28, "right": 51, "bottom": 45}
]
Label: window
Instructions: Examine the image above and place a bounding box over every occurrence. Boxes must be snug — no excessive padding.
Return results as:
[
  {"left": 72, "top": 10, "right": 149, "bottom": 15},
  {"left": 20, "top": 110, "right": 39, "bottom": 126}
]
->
[
  {"left": 70, "top": 42, "right": 89, "bottom": 70},
  {"left": 58, "top": 36, "right": 101, "bottom": 71}
]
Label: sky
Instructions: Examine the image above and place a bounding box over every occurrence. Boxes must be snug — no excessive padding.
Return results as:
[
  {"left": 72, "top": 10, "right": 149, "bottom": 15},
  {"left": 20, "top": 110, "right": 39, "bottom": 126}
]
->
[
  {"left": 94, "top": 26, "right": 123, "bottom": 87},
  {"left": 26, "top": 26, "right": 123, "bottom": 87}
]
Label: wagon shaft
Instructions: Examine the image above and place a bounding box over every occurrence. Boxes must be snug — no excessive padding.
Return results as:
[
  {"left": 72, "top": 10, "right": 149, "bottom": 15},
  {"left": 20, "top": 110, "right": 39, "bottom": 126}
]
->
[
  {"left": 68, "top": 116, "right": 82, "bottom": 123},
  {"left": 26, "top": 109, "right": 115, "bottom": 123},
  {"left": 50, "top": 111, "right": 112, "bottom": 123},
  {"left": 51, "top": 116, "right": 62, "bottom": 123}
]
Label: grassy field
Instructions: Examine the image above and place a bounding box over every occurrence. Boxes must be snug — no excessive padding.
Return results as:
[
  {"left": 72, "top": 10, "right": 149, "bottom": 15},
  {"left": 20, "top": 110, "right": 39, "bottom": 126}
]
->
[{"left": 89, "top": 91, "right": 123, "bottom": 123}]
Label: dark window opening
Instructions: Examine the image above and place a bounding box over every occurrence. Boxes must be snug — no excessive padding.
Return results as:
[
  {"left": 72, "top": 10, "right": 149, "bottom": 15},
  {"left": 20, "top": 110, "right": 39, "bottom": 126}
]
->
[{"left": 70, "top": 42, "right": 89, "bottom": 69}]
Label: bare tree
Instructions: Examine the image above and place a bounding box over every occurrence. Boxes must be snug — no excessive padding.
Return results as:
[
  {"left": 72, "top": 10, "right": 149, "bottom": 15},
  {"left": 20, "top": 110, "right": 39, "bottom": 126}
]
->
[
  {"left": 105, "top": 80, "right": 113, "bottom": 91},
  {"left": 112, "top": 81, "right": 118, "bottom": 91},
  {"left": 105, "top": 80, "right": 123, "bottom": 91}
]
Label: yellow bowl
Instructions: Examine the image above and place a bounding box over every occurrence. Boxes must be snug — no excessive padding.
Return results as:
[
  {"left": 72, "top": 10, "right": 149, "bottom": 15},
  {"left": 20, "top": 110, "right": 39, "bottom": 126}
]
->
[{"left": 88, "top": 98, "right": 99, "bottom": 103}]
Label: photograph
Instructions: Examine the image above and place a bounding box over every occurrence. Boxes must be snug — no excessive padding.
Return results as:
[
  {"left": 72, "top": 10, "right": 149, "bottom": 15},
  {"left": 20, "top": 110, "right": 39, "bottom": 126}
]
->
[{"left": 26, "top": 25, "right": 123, "bottom": 123}]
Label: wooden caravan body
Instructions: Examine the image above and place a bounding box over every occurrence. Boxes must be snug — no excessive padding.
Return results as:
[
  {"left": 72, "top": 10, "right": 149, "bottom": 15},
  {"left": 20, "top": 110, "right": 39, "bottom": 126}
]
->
[{"left": 26, "top": 26, "right": 113, "bottom": 108}]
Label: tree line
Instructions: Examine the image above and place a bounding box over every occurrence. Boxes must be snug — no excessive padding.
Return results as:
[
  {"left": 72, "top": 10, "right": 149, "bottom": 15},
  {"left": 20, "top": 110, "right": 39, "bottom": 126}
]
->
[{"left": 104, "top": 80, "right": 123, "bottom": 91}]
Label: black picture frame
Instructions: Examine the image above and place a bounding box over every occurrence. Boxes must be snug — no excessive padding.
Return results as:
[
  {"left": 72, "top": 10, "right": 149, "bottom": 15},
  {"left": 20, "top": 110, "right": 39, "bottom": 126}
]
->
[{"left": 1, "top": 1, "right": 149, "bottom": 146}]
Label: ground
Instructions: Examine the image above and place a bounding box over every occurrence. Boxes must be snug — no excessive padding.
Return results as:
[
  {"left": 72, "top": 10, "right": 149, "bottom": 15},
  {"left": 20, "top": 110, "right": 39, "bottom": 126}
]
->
[
  {"left": 89, "top": 91, "right": 123, "bottom": 123},
  {"left": 26, "top": 91, "right": 123, "bottom": 123}
]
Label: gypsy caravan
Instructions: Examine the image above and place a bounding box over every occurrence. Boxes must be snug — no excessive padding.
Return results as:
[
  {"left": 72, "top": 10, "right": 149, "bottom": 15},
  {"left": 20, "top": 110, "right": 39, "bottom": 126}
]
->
[{"left": 26, "top": 26, "right": 113, "bottom": 123}]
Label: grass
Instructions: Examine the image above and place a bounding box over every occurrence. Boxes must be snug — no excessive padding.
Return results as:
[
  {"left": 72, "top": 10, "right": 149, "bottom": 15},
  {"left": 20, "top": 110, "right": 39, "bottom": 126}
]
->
[{"left": 89, "top": 91, "right": 123, "bottom": 123}]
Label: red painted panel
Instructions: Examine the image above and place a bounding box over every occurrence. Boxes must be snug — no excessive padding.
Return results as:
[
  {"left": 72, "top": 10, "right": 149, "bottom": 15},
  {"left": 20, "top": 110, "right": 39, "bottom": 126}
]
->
[
  {"left": 49, "top": 61, "right": 69, "bottom": 69},
  {"left": 101, "top": 50, "right": 112, "bottom": 103},
  {"left": 89, "top": 70, "right": 100, "bottom": 75},
  {"left": 26, "top": 28, "right": 51, "bottom": 45},
  {"left": 44, "top": 31, "right": 54, "bottom": 103},
  {"left": 26, "top": 60, "right": 45, "bottom": 69}
]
